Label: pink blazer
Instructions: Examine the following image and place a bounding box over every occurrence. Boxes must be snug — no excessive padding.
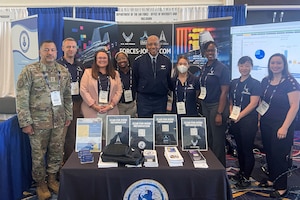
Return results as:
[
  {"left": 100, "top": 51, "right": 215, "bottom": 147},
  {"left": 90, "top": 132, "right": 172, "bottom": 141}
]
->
[{"left": 80, "top": 68, "right": 123, "bottom": 118}]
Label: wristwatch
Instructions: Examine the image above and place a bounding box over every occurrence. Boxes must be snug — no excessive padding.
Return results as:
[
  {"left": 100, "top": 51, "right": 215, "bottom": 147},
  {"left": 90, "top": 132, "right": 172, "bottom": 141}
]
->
[
  {"left": 109, "top": 104, "right": 114, "bottom": 109},
  {"left": 217, "top": 111, "right": 222, "bottom": 115}
]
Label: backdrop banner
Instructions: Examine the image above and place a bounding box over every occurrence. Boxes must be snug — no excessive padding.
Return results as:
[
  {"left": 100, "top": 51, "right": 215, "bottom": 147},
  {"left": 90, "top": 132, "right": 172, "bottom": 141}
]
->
[
  {"left": 63, "top": 17, "right": 231, "bottom": 73},
  {"left": 11, "top": 15, "right": 39, "bottom": 88}
]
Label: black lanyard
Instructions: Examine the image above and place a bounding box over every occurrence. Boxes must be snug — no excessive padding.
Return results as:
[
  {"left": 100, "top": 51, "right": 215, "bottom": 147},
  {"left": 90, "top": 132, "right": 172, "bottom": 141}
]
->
[
  {"left": 42, "top": 70, "right": 61, "bottom": 91},
  {"left": 200, "top": 66, "right": 214, "bottom": 87},
  {"left": 61, "top": 58, "right": 81, "bottom": 82},
  {"left": 175, "top": 78, "right": 187, "bottom": 102},
  {"left": 262, "top": 78, "right": 282, "bottom": 106},
  {"left": 98, "top": 75, "right": 110, "bottom": 91},
  {"left": 118, "top": 67, "right": 132, "bottom": 91},
  {"left": 233, "top": 79, "right": 247, "bottom": 106}
]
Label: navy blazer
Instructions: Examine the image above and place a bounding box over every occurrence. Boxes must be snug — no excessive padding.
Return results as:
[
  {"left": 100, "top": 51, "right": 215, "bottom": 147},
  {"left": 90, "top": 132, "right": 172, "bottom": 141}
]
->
[{"left": 133, "top": 53, "right": 172, "bottom": 96}]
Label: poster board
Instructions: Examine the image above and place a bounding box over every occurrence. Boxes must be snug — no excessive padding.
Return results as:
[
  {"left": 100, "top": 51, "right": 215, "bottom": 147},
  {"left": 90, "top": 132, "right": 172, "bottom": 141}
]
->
[
  {"left": 181, "top": 117, "right": 208, "bottom": 151},
  {"left": 106, "top": 115, "right": 130, "bottom": 146},
  {"left": 75, "top": 118, "right": 102, "bottom": 152},
  {"left": 153, "top": 114, "right": 178, "bottom": 146},
  {"left": 130, "top": 118, "right": 154, "bottom": 150}
]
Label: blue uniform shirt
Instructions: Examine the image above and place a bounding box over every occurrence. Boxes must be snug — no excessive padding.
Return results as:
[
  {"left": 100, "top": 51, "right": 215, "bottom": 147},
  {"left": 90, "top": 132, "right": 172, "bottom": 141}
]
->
[
  {"left": 171, "top": 73, "right": 200, "bottom": 116},
  {"left": 230, "top": 76, "right": 261, "bottom": 116},
  {"left": 200, "top": 59, "right": 230, "bottom": 103}
]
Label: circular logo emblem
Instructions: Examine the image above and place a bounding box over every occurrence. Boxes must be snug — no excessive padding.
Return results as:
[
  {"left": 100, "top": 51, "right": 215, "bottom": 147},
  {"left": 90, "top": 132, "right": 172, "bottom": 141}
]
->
[
  {"left": 138, "top": 141, "right": 146, "bottom": 149},
  {"left": 123, "top": 179, "right": 169, "bottom": 200},
  {"left": 255, "top": 49, "right": 265, "bottom": 59},
  {"left": 19, "top": 30, "right": 30, "bottom": 53}
]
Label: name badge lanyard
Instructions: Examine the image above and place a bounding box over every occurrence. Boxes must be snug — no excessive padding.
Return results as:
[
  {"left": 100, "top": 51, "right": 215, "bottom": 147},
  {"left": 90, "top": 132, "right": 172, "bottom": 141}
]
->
[
  {"left": 233, "top": 81, "right": 247, "bottom": 107},
  {"left": 261, "top": 79, "right": 281, "bottom": 106},
  {"left": 199, "top": 66, "right": 214, "bottom": 87},
  {"left": 118, "top": 67, "right": 132, "bottom": 92},
  {"left": 175, "top": 78, "right": 188, "bottom": 115},
  {"left": 175, "top": 78, "right": 187, "bottom": 103},
  {"left": 61, "top": 61, "right": 81, "bottom": 83},
  {"left": 98, "top": 75, "right": 110, "bottom": 102},
  {"left": 43, "top": 70, "right": 62, "bottom": 106},
  {"left": 75, "top": 66, "right": 82, "bottom": 82},
  {"left": 42, "top": 70, "right": 61, "bottom": 91}
]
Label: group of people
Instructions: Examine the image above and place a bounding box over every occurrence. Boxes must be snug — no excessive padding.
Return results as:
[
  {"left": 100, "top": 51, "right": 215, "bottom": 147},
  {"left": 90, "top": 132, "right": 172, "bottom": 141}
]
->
[
  {"left": 229, "top": 54, "right": 299, "bottom": 198},
  {"left": 15, "top": 34, "right": 299, "bottom": 199}
]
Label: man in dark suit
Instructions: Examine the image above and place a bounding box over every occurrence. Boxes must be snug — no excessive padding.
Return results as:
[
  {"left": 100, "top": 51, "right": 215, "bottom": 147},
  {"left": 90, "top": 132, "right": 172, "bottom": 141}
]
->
[{"left": 133, "top": 35, "right": 172, "bottom": 117}]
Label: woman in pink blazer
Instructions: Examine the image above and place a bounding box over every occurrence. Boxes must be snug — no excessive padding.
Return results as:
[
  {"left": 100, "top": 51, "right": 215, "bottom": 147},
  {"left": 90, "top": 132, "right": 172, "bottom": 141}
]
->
[{"left": 80, "top": 50, "right": 122, "bottom": 137}]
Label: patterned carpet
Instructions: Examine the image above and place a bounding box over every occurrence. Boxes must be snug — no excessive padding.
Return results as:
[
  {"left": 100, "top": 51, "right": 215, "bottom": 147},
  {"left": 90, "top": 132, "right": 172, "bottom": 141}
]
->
[{"left": 228, "top": 130, "right": 300, "bottom": 200}]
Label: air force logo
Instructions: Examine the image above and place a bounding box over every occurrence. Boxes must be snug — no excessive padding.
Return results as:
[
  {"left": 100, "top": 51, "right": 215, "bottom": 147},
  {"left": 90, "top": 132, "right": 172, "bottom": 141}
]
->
[
  {"left": 122, "top": 32, "right": 134, "bottom": 43},
  {"left": 123, "top": 179, "right": 169, "bottom": 200}
]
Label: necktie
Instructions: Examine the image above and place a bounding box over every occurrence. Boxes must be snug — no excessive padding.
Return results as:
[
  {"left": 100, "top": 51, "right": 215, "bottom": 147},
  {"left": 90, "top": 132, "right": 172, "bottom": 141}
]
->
[{"left": 152, "top": 57, "right": 156, "bottom": 79}]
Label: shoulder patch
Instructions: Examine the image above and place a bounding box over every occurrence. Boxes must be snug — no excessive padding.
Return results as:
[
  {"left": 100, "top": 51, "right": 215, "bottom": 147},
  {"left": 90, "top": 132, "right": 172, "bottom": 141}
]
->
[
  {"left": 17, "top": 79, "right": 24, "bottom": 88},
  {"left": 134, "top": 55, "right": 142, "bottom": 60}
]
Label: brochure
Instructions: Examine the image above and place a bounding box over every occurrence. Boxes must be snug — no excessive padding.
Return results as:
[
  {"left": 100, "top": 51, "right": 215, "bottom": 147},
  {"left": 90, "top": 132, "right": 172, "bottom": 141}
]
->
[{"left": 75, "top": 118, "right": 102, "bottom": 152}]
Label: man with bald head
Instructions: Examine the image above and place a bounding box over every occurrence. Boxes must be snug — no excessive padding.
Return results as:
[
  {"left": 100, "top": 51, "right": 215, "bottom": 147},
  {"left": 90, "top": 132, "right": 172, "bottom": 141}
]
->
[{"left": 133, "top": 35, "right": 172, "bottom": 117}]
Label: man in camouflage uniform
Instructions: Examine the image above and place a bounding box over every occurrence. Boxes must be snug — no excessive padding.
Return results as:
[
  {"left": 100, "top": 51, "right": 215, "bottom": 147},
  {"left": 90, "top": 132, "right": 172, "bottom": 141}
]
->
[{"left": 16, "top": 40, "right": 72, "bottom": 200}]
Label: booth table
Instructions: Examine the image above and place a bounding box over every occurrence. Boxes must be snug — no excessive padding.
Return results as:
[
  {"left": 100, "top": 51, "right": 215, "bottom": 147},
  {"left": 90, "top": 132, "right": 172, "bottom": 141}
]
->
[{"left": 58, "top": 147, "right": 232, "bottom": 200}]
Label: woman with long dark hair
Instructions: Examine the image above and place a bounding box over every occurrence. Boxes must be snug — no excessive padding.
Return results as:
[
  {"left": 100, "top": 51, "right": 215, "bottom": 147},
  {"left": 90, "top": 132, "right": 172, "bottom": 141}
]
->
[
  {"left": 258, "top": 53, "right": 300, "bottom": 198},
  {"left": 80, "top": 49, "right": 122, "bottom": 138}
]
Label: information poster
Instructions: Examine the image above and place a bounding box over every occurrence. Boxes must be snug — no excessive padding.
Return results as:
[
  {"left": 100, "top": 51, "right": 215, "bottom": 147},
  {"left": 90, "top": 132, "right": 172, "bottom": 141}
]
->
[
  {"left": 75, "top": 118, "right": 102, "bottom": 152},
  {"left": 117, "top": 23, "right": 173, "bottom": 63},
  {"left": 174, "top": 17, "right": 231, "bottom": 76},
  {"left": 154, "top": 114, "right": 178, "bottom": 146},
  {"left": 181, "top": 117, "right": 208, "bottom": 151},
  {"left": 106, "top": 115, "right": 130, "bottom": 145},
  {"left": 130, "top": 118, "right": 154, "bottom": 150}
]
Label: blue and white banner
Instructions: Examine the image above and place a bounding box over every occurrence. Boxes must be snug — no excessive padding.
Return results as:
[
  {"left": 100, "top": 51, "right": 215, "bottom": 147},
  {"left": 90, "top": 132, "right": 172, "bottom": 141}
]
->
[{"left": 11, "top": 15, "right": 39, "bottom": 88}]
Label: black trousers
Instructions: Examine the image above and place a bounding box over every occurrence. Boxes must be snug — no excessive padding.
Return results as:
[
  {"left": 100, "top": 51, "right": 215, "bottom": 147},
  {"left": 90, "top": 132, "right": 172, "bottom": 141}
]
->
[
  {"left": 230, "top": 115, "right": 258, "bottom": 178},
  {"left": 137, "top": 93, "right": 167, "bottom": 118},
  {"left": 63, "top": 99, "right": 82, "bottom": 163},
  {"left": 260, "top": 119, "right": 294, "bottom": 190}
]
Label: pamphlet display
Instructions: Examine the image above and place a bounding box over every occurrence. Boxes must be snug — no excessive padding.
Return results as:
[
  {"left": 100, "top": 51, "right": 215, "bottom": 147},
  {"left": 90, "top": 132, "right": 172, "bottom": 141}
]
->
[
  {"left": 181, "top": 117, "right": 208, "bottom": 151},
  {"left": 130, "top": 118, "right": 154, "bottom": 150},
  {"left": 143, "top": 149, "right": 159, "bottom": 167},
  {"left": 106, "top": 115, "right": 130, "bottom": 146},
  {"left": 153, "top": 114, "right": 178, "bottom": 146},
  {"left": 164, "top": 146, "right": 184, "bottom": 167},
  {"left": 75, "top": 118, "right": 102, "bottom": 152},
  {"left": 78, "top": 149, "right": 95, "bottom": 164},
  {"left": 188, "top": 149, "right": 208, "bottom": 168}
]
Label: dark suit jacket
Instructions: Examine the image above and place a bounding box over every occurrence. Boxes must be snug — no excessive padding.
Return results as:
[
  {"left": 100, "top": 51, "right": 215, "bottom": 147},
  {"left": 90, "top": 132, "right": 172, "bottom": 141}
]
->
[{"left": 133, "top": 53, "right": 172, "bottom": 97}]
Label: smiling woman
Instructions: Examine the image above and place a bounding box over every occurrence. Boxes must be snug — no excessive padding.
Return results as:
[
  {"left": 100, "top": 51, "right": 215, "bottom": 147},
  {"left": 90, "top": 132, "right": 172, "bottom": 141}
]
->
[
  {"left": 259, "top": 53, "right": 300, "bottom": 198},
  {"left": 80, "top": 49, "right": 122, "bottom": 138}
]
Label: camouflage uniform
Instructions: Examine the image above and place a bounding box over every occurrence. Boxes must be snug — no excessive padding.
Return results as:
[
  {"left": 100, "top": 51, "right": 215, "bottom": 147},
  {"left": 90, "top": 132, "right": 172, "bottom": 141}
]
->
[{"left": 16, "top": 61, "right": 72, "bottom": 182}]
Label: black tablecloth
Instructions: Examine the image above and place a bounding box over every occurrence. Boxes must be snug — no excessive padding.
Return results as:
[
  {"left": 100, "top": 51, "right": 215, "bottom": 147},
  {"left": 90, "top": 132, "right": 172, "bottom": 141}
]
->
[{"left": 58, "top": 147, "right": 232, "bottom": 200}]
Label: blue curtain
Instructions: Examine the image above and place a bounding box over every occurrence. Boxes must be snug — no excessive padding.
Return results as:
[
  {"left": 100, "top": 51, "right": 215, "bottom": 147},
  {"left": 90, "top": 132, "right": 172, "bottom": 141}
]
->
[
  {"left": 75, "top": 7, "right": 117, "bottom": 21},
  {"left": 27, "top": 7, "right": 73, "bottom": 58},
  {"left": 0, "top": 116, "right": 32, "bottom": 200},
  {"left": 208, "top": 5, "right": 246, "bottom": 26}
]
